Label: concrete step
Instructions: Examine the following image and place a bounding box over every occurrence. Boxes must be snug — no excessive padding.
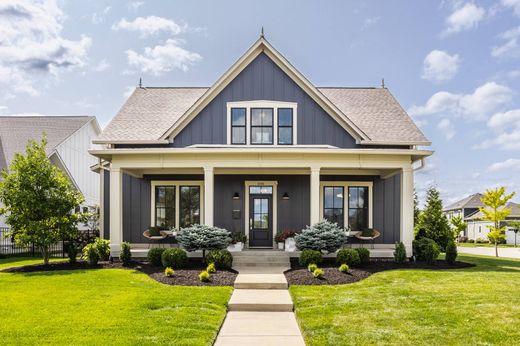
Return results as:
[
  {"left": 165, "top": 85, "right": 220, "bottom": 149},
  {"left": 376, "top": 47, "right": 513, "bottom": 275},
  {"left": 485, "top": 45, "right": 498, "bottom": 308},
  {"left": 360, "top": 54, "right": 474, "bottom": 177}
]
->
[
  {"left": 228, "top": 289, "right": 293, "bottom": 312},
  {"left": 234, "top": 274, "right": 288, "bottom": 289},
  {"left": 233, "top": 251, "right": 289, "bottom": 257},
  {"left": 232, "top": 262, "right": 290, "bottom": 268},
  {"left": 233, "top": 257, "right": 290, "bottom": 264},
  {"left": 233, "top": 266, "right": 290, "bottom": 274}
]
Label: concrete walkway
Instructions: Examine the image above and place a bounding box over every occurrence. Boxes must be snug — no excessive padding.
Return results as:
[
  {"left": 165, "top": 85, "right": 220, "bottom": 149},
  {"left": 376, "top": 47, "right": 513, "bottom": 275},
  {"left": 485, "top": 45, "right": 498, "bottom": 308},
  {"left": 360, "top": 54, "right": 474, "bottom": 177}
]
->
[
  {"left": 458, "top": 246, "right": 520, "bottom": 259},
  {"left": 215, "top": 255, "right": 305, "bottom": 346}
]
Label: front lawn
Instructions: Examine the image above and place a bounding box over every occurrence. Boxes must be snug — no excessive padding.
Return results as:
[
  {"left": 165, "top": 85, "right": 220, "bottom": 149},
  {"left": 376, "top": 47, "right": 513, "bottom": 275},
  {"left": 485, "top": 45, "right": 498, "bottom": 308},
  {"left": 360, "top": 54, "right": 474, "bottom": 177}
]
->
[
  {"left": 457, "top": 243, "right": 516, "bottom": 248},
  {"left": 0, "top": 258, "right": 232, "bottom": 345},
  {"left": 290, "top": 254, "right": 520, "bottom": 345},
  {"left": 0, "top": 256, "right": 67, "bottom": 270}
]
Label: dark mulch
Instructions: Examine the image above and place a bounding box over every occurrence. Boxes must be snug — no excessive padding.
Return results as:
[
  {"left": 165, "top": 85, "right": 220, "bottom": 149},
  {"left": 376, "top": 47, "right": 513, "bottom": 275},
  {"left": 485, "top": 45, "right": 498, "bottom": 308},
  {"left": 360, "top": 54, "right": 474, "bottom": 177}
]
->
[
  {"left": 1, "top": 259, "right": 238, "bottom": 286},
  {"left": 285, "top": 258, "right": 474, "bottom": 286}
]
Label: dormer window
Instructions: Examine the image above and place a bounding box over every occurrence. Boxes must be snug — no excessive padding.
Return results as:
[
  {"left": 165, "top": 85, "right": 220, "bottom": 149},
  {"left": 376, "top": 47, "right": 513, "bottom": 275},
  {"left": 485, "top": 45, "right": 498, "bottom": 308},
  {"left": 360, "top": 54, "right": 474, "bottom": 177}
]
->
[{"left": 227, "top": 101, "right": 297, "bottom": 145}]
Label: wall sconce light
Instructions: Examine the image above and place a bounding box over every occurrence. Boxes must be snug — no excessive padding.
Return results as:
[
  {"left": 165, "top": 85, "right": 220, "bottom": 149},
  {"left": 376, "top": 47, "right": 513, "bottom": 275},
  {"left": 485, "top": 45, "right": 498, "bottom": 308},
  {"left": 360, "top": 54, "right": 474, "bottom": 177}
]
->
[
  {"left": 282, "top": 192, "right": 290, "bottom": 200},
  {"left": 232, "top": 192, "right": 240, "bottom": 200}
]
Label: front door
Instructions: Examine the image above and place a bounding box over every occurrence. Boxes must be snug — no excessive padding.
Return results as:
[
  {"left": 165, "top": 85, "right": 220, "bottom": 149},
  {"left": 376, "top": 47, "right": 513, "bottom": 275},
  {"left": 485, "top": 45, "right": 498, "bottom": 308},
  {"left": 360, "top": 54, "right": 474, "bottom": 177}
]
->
[{"left": 249, "top": 194, "right": 273, "bottom": 247}]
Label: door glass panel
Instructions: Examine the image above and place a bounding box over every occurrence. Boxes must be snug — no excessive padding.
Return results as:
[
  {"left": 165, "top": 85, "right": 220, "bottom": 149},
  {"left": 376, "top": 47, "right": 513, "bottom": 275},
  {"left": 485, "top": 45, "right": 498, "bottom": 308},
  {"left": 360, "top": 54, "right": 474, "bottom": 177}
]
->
[{"left": 252, "top": 198, "right": 269, "bottom": 229}]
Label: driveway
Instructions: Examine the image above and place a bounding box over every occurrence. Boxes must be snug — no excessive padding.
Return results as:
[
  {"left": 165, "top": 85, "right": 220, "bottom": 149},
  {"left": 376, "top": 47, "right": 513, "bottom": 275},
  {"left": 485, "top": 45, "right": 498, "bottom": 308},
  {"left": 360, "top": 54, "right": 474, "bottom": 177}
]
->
[{"left": 458, "top": 246, "right": 520, "bottom": 259}]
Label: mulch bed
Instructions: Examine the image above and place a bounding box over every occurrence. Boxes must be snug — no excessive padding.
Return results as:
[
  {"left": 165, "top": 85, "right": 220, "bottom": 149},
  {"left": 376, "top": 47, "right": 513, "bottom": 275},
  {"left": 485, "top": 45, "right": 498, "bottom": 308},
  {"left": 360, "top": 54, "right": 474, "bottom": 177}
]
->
[
  {"left": 285, "top": 258, "right": 474, "bottom": 286},
  {"left": 1, "top": 259, "right": 238, "bottom": 286}
]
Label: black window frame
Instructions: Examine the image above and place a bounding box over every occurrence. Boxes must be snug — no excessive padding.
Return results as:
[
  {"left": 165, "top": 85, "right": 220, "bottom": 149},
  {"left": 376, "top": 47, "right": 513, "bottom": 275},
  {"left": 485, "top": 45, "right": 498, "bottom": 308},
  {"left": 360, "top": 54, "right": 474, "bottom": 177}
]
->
[
  {"left": 154, "top": 186, "right": 176, "bottom": 228},
  {"left": 179, "top": 185, "right": 201, "bottom": 228},
  {"left": 250, "top": 108, "right": 274, "bottom": 145},
  {"left": 348, "top": 186, "right": 369, "bottom": 231},
  {"left": 323, "top": 186, "right": 344, "bottom": 228},
  {"left": 231, "top": 107, "right": 247, "bottom": 145},
  {"left": 277, "top": 108, "right": 293, "bottom": 145}
]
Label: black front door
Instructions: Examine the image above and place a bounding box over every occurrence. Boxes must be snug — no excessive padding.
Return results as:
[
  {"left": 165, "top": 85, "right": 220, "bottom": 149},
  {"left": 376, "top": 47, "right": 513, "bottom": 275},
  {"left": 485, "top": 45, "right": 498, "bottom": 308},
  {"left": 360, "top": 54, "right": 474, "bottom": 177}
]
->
[{"left": 249, "top": 194, "right": 273, "bottom": 247}]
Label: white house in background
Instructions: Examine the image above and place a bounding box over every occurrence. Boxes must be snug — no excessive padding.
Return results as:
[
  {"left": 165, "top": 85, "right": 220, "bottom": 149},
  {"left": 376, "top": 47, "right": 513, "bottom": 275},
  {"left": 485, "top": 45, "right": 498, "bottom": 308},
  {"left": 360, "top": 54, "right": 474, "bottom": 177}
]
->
[{"left": 0, "top": 116, "right": 101, "bottom": 229}]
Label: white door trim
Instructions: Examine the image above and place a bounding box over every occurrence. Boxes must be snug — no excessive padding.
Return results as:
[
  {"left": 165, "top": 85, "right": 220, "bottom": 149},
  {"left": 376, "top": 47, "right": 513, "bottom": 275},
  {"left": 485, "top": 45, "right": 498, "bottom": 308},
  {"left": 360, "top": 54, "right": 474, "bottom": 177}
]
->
[{"left": 244, "top": 180, "right": 278, "bottom": 248}]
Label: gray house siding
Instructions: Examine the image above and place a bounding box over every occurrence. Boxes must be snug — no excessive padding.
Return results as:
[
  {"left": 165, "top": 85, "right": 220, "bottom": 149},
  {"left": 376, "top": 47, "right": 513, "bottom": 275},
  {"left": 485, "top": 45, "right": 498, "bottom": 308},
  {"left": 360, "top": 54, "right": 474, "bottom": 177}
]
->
[{"left": 173, "top": 53, "right": 357, "bottom": 148}]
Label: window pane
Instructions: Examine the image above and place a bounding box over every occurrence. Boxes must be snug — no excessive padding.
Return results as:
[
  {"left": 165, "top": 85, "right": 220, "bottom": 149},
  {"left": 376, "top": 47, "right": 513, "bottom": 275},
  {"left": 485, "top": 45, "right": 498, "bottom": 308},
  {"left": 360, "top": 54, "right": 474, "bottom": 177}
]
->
[
  {"left": 251, "top": 108, "right": 273, "bottom": 126},
  {"left": 155, "top": 186, "right": 175, "bottom": 228},
  {"left": 250, "top": 186, "right": 273, "bottom": 194},
  {"left": 278, "top": 108, "right": 293, "bottom": 126},
  {"left": 334, "top": 187, "right": 344, "bottom": 208},
  {"left": 232, "top": 127, "right": 245, "bottom": 144},
  {"left": 333, "top": 209, "right": 344, "bottom": 228},
  {"left": 180, "top": 186, "right": 200, "bottom": 228},
  {"left": 349, "top": 187, "right": 359, "bottom": 208},
  {"left": 251, "top": 127, "right": 273, "bottom": 144},
  {"left": 324, "top": 187, "right": 334, "bottom": 208},
  {"left": 231, "top": 108, "right": 246, "bottom": 125},
  {"left": 278, "top": 127, "right": 292, "bottom": 144}
]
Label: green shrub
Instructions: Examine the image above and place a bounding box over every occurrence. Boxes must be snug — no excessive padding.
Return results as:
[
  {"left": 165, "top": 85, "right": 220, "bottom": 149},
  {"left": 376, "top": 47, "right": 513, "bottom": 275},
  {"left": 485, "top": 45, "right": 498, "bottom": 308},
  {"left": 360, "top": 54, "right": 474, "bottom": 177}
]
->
[
  {"left": 355, "top": 247, "right": 370, "bottom": 265},
  {"left": 206, "top": 249, "right": 233, "bottom": 269},
  {"left": 82, "top": 243, "right": 99, "bottom": 265},
  {"left": 207, "top": 262, "right": 216, "bottom": 273},
  {"left": 161, "top": 248, "right": 188, "bottom": 268},
  {"left": 467, "top": 239, "right": 475, "bottom": 243},
  {"left": 68, "top": 243, "right": 77, "bottom": 264},
  {"left": 120, "top": 242, "right": 132, "bottom": 265},
  {"left": 299, "top": 249, "right": 323, "bottom": 267},
  {"left": 445, "top": 241, "right": 458, "bottom": 264},
  {"left": 199, "top": 270, "right": 210, "bottom": 282},
  {"left": 336, "top": 248, "right": 360, "bottom": 266},
  {"left": 413, "top": 238, "right": 440, "bottom": 264},
  {"left": 164, "top": 267, "right": 174, "bottom": 277},
  {"left": 312, "top": 268, "right": 324, "bottom": 278},
  {"left": 338, "top": 263, "right": 349, "bottom": 273},
  {"left": 295, "top": 221, "right": 347, "bottom": 252},
  {"left": 93, "top": 238, "right": 110, "bottom": 261},
  {"left": 394, "top": 242, "right": 407, "bottom": 264},
  {"left": 177, "top": 224, "right": 231, "bottom": 258},
  {"left": 231, "top": 232, "right": 247, "bottom": 244},
  {"left": 147, "top": 248, "right": 166, "bottom": 266},
  {"left": 308, "top": 263, "right": 318, "bottom": 272}
]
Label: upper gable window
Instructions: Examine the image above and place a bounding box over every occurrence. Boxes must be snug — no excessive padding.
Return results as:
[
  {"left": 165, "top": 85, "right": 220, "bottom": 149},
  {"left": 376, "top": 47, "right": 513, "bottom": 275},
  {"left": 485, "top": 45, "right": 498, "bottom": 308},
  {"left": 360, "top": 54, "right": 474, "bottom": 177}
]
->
[{"left": 227, "top": 101, "right": 297, "bottom": 145}]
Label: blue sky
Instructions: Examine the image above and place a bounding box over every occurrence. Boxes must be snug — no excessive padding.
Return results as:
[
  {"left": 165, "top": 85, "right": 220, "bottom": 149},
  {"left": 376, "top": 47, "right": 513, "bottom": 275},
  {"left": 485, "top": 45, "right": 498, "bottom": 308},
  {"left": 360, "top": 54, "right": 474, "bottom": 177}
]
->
[{"left": 1, "top": 0, "right": 519, "bottom": 206}]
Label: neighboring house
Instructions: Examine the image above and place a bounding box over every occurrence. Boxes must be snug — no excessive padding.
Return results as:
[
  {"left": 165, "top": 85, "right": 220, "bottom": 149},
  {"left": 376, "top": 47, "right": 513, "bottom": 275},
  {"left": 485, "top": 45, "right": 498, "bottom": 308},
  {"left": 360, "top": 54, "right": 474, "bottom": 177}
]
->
[
  {"left": 89, "top": 36, "right": 432, "bottom": 257},
  {"left": 443, "top": 193, "right": 484, "bottom": 222},
  {"left": 0, "top": 116, "right": 101, "bottom": 230}
]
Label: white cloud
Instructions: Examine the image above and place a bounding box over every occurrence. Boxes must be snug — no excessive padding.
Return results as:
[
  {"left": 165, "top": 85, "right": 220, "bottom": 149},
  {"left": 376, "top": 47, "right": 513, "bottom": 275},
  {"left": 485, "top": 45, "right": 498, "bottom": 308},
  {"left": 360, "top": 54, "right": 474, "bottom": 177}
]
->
[
  {"left": 502, "top": 0, "right": 520, "bottom": 17},
  {"left": 362, "top": 16, "right": 380, "bottom": 30},
  {"left": 0, "top": 105, "right": 7, "bottom": 114},
  {"left": 487, "top": 109, "right": 520, "bottom": 129},
  {"left": 0, "top": 0, "right": 92, "bottom": 96},
  {"left": 488, "top": 158, "right": 520, "bottom": 172},
  {"left": 492, "top": 26, "right": 520, "bottom": 58},
  {"left": 442, "top": 3, "right": 485, "bottom": 36},
  {"left": 422, "top": 50, "right": 460, "bottom": 82},
  {"left": 476, "top": 109, "right": 520, "bottom": 150},
  {"left": 409, "top": 82, "right": 513, "bottom": 120},
  {"left": 91, "top": 6, "right": 111, "bottom": 25},
  {"left": 92, "top": 59, "right": 110, "bottom": 72},
  {"left": 128, "top": 2, "right": 144, "bottom": 11},
  {"left": 475, "top": 130, "right": 520, "bottom": 150},
  {"left": 126, "top": 39, "right": 202, "bottom": 74},
  {"left": 437, "top": 118, "right": 456, "bottom": 140},
  {"left": 112, "top": 16, "right": 186, "bottom": 37}
]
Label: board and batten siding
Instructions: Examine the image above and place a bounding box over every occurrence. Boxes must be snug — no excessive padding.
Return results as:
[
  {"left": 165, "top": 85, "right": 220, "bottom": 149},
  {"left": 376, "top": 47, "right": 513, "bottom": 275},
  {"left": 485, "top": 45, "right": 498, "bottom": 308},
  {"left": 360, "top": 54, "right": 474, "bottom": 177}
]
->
[{"left": 173, "top": 53, "right": 357, "bottom": 148}]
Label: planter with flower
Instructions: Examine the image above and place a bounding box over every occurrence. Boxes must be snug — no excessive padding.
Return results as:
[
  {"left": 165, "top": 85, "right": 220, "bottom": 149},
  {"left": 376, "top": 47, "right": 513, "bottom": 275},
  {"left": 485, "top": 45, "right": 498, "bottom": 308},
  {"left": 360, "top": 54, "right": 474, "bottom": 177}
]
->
[
  {"left": 274, "top": 232, "right": 285, "bottom": 250},
  {"left": 278, "top": 230, "right": 297, "bottom": 252},
  {"left": 227, "top": 232, "right": 247, "bottom": 252}
]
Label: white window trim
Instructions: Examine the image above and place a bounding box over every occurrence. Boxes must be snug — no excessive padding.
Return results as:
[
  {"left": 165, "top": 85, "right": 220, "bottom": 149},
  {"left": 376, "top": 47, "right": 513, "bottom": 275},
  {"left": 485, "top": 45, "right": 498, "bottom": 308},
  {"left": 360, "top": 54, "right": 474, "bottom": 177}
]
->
[
  {"left": 226, "top": 100, "right": 297, "bottom": 146},
  {"left": 319, "top": 181, "right": 373, "bottom": 230},
  {"left": 150, "top": 180, "right": 204, "bottom": 230},
  {"left": 244, "top": 180, "right": 278, "bottom": 248}
]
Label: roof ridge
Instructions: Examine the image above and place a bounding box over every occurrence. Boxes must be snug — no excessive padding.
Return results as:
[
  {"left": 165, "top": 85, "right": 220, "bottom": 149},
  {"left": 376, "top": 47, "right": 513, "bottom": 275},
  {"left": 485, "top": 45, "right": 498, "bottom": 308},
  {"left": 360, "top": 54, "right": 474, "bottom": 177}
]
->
[
  {"left": 139, "top": 86, "right": 210, "bottom": 89},
  {"left": 317, "top": 86, "right": 379, "bottom": 89}
]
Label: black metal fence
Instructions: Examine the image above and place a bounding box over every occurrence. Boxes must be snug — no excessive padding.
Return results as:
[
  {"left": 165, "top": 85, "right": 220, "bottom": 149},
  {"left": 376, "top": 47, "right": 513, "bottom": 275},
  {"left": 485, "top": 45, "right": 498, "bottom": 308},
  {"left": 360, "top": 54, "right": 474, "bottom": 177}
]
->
[{"left": 0, "top": 227, "right": 98, "bottom": 258}]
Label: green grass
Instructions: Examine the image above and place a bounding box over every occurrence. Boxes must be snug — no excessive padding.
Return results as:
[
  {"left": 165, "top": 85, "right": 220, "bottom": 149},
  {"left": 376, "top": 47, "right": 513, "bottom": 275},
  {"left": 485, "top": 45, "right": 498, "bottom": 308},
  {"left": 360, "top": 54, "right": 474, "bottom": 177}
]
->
[
  {"left": 290, "top": 254, "right": 520, "bottom": 346},
  {"left": 0, "top": 258, "right": 232, "bottom": 345},
  {"left": 0, "top": 256, "right": 67, "bottom": 270},
  {"left": 457, "top": 243, "right": 516, "bottom": 248}
]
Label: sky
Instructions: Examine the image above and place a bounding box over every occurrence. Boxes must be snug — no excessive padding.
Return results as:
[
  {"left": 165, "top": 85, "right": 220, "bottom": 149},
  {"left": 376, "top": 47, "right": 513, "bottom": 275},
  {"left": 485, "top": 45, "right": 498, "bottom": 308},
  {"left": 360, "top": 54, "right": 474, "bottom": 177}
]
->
[{"left": 0, "top": 0, "right": 519, "bottom": 207}]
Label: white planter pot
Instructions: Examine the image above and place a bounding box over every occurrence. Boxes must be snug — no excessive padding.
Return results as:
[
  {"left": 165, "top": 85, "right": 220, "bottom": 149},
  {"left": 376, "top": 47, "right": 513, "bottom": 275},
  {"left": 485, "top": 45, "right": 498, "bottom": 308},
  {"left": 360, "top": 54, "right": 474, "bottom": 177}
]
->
[
  {"left": 285, "top": 237, "right": 296, "bottom": 252},
  {"left": 277, "top": 242, "right": 284, "bottom": 250},
  {"left": 227, "top": 242, "right": 244, "bottom": 252}
]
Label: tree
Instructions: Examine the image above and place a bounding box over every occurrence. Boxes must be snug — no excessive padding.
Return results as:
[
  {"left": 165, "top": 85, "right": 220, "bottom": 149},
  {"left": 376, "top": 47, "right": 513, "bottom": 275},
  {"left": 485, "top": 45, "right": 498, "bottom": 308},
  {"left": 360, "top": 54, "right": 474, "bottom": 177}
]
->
[
  {"left": 295, "top": 220, "right": 346, "bottom": 253},
  {"left": 480, "top": 187, "right": 515, "bottom": 257},
  {"left": 508, "top": 220, "right": 520, "bottom": 248},
  {"left": 0, "top": 136, "right": 85, "bottom": 264},
  {"left": 177, "top": 224, "right": 231, "bottom": 260},
  {"left": 450, "top": 216, "right": 467, "bottom": 240},
  {"left": 415, "top": 186, "right": 452, "bottom": 251},
  {"left": 413, "top": 188, "right": 420, "bottom": 226}
]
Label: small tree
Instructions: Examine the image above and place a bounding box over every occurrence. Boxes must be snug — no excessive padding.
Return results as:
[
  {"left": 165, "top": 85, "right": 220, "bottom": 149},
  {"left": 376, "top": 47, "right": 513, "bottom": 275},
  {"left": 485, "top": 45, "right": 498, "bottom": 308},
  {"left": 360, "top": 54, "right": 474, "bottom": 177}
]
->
[
  {"left": 177, "top": 224, "right": 231, "bottom": 260},
  {"left": 295, "top": 220, "right": 346, "bottom": 253},
  {"left": 415, "top": 186, "right": 452, "bottom": 251},
  {"left": 508, "top": 220, "right": 520, "bottom": 248},
  {"left": 480, "top": 187, "right": 515, "bottom": 257},
  {"left": 414, "top": 188, "right": 420, "bottom": 226},
  {"left": 450, "top": 216, "right": 467, "bottom": 240},
  {"left": 0, "top": 136, "right": 85, "bottom": 264}
]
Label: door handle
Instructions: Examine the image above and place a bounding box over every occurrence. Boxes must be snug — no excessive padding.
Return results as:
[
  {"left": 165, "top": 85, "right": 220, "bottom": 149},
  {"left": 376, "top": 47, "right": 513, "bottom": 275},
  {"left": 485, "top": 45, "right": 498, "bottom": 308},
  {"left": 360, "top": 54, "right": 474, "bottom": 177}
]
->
[{"left": 249, "top": 218, "right": 252, "bottom": 230}]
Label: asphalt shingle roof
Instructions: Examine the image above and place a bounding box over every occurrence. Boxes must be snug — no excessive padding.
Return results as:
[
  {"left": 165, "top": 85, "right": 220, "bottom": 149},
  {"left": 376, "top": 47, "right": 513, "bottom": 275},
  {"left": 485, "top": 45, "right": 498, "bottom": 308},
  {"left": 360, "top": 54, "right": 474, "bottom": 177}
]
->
[
  {"left": 465, "top": 202, "right": 520, "bottom": 220},
  {"left": 444, "top": 193, "right": 485, "bottom": 211}
]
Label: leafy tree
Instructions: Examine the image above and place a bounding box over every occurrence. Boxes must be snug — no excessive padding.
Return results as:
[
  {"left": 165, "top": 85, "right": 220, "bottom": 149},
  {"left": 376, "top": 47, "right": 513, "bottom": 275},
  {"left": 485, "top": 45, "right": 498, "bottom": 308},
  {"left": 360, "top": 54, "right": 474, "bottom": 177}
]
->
[
  {"left": 450, "top": 216, "right": 467, "bottom": 240},
  {"left": 0, "top": 136, "right": 85, "bottom": 264},
  {"left": 177, "top": 224, "right": 231, "bottom": 260},
  {"left": 415, "top": 186, "right": 451, "bottom": 251},
  {"left": 480, "top": 187, "right": 515, "bottom": 257},
  {"left": 508, "top": 220, "right": 520, "bottom": 248}
]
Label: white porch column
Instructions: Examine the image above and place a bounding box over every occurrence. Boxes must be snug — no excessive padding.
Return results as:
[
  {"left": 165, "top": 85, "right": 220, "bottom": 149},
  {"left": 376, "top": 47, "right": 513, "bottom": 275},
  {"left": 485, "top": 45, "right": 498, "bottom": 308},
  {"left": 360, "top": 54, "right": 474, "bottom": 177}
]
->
[
  {"left": 400, "top": 167, "right": 414, "bottom": 256},
  {"left": 310, "top": 166, "right": 321, "bottom": 225},
  {"left": 109, "top": 167, "right": 123, "bottom": 256},
  {"left": 204, "top": 166, "right": 214, "bottom": 226}
]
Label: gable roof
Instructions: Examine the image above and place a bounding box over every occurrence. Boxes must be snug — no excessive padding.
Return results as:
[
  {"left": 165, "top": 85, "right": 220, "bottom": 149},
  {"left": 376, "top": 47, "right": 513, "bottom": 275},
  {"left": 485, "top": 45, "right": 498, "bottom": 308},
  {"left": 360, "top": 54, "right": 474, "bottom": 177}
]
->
[
  {"left": 465, "top": 202, "right": 520, "bottom": 220},
  {"left": 0, "top": 116, "right": 97, "bottom": 171},
  {"left": 444, "top": 193, "right": 485, "bottom": 212}
]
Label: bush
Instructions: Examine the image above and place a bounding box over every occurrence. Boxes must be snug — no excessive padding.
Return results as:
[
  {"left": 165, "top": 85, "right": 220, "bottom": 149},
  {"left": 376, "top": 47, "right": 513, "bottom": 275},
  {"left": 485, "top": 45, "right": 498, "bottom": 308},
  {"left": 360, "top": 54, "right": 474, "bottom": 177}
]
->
[
  {"left": 164, "top": 267, "right": 174, "bottom": 277},
  {"left": 177, "top": 224, "right": 231, "bottom": 258},
  {"left": 312, "top": 268, "right": 324, "bottom": 279},
  {"left": 207, "top": 262, "right": 216, "bottom": 273},
  {"left": 68, "top": 243, "right": 77, "bottom": 264},
  {"left": 394, "top": 242, "right": 407, "bottom": 264},
  {"left": 295, "top": 221, "right": 346, "bottom": 253},
  {"left": 355, "top": 248, "right": 370, "bottom": 265},
  {"left": 476, "top": 238, "right": 489, "bottom": 244},
  {"left": 120, "top": 242, "right": 132, "bottom": 265},
  {"left": 445, "top": 241, "right": 458, "bottom": 264},
  {"left": 458, "top": 236, "right": 468, "bottom": 243},
  {"left": 413, "top": 238, "right": 440, "bottom": 264},
  {"left": 93, "top": 238, "right": 110, "bottom": 261},
  {"left": 338, "top": 263, "right": 349, "bottom": 273},
  {"left": 336, "top": 248, "right": 361, "bottom": 267},
  {"left": 230, "top": 232, "right": 247, "bottom": 244},
  {"left": 308, "top": 263, "right": 318, "bottom": 272},
  {"left": 147, "top": 248, "right": 166, "bottom": 267},
  {"left": 299, "top": 249, "right": 323, "bottom": 267},
  {"left": 82, "top": 243, "right": 99, "bottom": 265},
  {"left": 161, "top": 248, "right": 188, "bottom": 268},
  {"left": 199, "top": 270, "right": 210, "bottom": 282},
  {"left": 206, "top": 249, "right": 233, "bottom": 269},
  {"left": 467, "top": 239, "right": 475, "bottom": 243}
]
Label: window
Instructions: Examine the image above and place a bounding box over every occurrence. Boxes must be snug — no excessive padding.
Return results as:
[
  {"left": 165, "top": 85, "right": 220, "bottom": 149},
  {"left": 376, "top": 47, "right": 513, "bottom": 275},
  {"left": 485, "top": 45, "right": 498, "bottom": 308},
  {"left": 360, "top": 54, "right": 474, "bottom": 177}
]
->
[
  {"left": 231, "top": 108, "right": 246, "bottom": 144},
  {"left": 251, "top": 108, "right": 273, "bottom": 144},
  {"left": 323, "top": 186, "right": 344, "bottom": 228},
  {"left": 179, "top": 186, "right": 200, "bottom": 228},
  {"left": 155, "top": 186, "right": 176, "bottom": 228},
  {"left": 277, "top": 108, "right": 293, "bottom": 145},
  {"left": 249, "top": 186, "right": 273, "bottom": 194},
  {"left": 348, "top": 186, "right": 369, "bottom": 231}
]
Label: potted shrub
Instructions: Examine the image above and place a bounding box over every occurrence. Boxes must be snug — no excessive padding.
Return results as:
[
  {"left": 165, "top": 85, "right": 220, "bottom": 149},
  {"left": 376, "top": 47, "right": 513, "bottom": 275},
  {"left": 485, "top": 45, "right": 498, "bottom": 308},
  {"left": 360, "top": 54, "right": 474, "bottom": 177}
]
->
[
  {"left": 282, "top": 230, "right": 297, "bottom": 252},
  {"left": 228, "top": 232, "right": 246, "bottom": 252},
  {"left": 274, "top": 232, "right": 285, "bottom": 250}
]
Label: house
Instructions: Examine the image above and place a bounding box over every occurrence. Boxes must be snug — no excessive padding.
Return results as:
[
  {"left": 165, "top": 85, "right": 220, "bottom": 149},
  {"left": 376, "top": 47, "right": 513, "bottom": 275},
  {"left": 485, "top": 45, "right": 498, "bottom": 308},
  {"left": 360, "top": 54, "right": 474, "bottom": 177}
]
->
[
  {"left": 89, "top": 36, "right": 432, "bottom": 257},
  {"left": 443, "top": 193, "right": 484, "bottom": 222},
  {"left": 0, "top": 116, "right": 102, "bottom": 230}
]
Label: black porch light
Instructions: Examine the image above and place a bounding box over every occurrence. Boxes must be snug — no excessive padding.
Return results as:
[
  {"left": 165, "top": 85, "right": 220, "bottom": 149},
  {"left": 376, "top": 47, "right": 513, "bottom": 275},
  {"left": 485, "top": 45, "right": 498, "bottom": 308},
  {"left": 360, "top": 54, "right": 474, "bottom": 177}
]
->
[
  {"left": 282, "top": 192, "right": 290, "bottom": 200},
  {"left": 232, "top": 192, "right": 240, "bottom": 200}
]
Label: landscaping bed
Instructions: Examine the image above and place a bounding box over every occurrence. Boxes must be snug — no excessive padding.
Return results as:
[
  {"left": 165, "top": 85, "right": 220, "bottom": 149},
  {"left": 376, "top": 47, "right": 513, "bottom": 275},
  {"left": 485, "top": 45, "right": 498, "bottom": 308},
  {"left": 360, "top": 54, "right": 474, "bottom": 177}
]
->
[
  {"left": 1, "top": 258, "right": 238, "bottom": 286},
  {"left": 285, "top": 258, "right": 474, "bottom": 285}
]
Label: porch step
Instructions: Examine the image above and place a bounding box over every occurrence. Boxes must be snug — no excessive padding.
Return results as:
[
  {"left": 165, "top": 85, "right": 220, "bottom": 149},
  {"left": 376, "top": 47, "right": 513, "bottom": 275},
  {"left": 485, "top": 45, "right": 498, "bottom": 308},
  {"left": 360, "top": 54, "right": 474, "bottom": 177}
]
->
[
  {"left": 233, "top": 257, "right": 290, "bottom": 265},
  {"left": 233, "top": 250, "right": 289, "bottom": 257},
  {"left": 228, "top": 289, "right": 293, "bottom": 312},
  {"left": 234, "top": 274, "right": 288, "bottom": 289}
]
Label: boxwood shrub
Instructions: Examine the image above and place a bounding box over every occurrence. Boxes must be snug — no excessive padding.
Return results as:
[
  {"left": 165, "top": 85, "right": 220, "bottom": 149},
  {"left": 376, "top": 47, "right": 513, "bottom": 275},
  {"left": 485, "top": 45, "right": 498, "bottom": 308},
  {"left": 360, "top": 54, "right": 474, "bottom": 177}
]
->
[
  {"left": 147, "top": 248, "right": 166, "bottom": 266},
  {"left": 206, "top": 249, "right": 233, "bottom": 269},
  {"left": 336, "top": 248, "right": 360, "bottom": 267},
  {"left": 355, "top": 248, "right": 370, "bottom": 265},
  {"left": 413, "top": 237, "right": 440, "bottom": 264},
  {"left": 299, "top": 249, "right": 323, "bottom": 267},
  {"left": 445, "top": 240, "right": 458, "bottom": 264},
  {"left": 161, "top": 248, "right": 188, "bottom": 268}
]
